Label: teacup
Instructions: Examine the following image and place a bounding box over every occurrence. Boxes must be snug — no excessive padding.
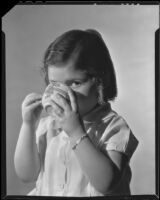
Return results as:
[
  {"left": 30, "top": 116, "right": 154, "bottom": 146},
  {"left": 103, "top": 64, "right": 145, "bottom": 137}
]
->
[{"left": 42, "top": 82, "right": 69, "bottom": 115}]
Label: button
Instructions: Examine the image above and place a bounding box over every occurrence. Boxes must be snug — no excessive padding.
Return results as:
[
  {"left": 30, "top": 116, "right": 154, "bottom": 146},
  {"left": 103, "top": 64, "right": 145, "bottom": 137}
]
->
[
  {"left": 59, "top": 183, "right": 64, "bottom": 189},
  {"left": 55, "top": 183, "right": 65, "bottom": 192},
  {"left": 63, "top": 136, "right": 69, "bottom": 142}
]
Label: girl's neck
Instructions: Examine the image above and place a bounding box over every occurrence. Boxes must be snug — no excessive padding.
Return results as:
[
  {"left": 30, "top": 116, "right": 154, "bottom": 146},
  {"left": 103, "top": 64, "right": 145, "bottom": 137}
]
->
[
  {"left": 82, "top": 103, "right": 100, "bottom": 121},
  {"left": 82, "top": 102, "right": 110, "bottom": 123}
]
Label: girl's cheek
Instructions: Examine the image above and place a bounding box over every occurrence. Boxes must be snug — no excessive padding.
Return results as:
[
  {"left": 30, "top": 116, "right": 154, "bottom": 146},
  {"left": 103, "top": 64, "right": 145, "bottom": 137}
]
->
[
  {"left": 75, "top": 87, "right": 97, "bottom": 104},
  {"left": 74, "top": 89, "right": 91, "bottom": 99},
  {"left": 74, "top": 82, "right": 97, "bottom": 97}
]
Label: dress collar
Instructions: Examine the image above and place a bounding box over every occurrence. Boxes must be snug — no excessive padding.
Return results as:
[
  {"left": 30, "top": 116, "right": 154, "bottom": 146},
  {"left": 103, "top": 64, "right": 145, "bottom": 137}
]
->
[{"left": 82, "top": 102, "right": 111, "bottom": 124}]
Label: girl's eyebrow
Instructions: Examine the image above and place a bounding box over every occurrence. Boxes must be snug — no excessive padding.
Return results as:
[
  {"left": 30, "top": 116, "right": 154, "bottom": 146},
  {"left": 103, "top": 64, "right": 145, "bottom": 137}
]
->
[{"left": 49, "top": 78, "right": 87, "bottom": 83}]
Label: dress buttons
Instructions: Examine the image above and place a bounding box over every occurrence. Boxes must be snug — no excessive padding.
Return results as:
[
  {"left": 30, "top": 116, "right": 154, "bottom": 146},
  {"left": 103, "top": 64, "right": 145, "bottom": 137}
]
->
[
  {"left": 63, "top": 136, "right": 69, "bottom": 142},
  {"left": 59, "top": 183, "right": 64, "bottom": 190}
]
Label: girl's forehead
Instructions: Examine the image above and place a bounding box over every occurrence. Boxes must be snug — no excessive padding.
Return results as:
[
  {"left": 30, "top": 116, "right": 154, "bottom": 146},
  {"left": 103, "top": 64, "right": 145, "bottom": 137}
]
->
[{"left": 48, "top": 63, "right": 87, "bottom": 81}]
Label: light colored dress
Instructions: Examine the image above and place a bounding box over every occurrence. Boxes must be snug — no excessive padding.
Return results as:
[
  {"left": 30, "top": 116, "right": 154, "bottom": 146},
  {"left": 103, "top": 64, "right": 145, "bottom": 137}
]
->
[{"left": 28, "top": 103, "right": 138, "bottom": 196}]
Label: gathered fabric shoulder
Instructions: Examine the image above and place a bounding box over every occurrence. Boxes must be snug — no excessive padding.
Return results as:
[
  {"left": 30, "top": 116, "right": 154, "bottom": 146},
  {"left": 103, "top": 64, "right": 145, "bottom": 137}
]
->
[{"left": 94, "top": 110, "right": 139, "bottom": 160}]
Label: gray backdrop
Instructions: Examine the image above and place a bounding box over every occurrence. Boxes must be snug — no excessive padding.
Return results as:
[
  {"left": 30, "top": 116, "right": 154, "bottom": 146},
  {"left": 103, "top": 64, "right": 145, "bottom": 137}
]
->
[{"left": 2, "top": 4, "right": 159, "bottom": 195}]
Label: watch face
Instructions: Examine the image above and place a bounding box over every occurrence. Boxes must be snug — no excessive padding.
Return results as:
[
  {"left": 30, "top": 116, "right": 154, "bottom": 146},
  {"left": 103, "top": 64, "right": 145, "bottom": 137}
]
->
[{"left": 42, "top": 82, "right": 69, "bottom": 115}]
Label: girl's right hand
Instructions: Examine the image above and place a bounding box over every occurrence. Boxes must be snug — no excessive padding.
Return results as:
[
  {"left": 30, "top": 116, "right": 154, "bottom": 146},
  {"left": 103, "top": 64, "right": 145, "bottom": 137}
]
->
[{"left": 21, "top": 93, "right": 43, "bottom": 126}]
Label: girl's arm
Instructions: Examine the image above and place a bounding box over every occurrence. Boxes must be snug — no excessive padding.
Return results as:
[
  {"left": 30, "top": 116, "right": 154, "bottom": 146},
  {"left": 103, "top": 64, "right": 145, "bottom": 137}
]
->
[
  {"left": 14, "top": 93, "right": 43, "bottom": 183},
  {"left": 50, "top": 89, "right": 128, "bottom": 194},
  {"left": 14, "top": 122, "right": 41, "bottom": 182},
  {"left": 69, "top": 130, "right": 128, "bottom": 194}
]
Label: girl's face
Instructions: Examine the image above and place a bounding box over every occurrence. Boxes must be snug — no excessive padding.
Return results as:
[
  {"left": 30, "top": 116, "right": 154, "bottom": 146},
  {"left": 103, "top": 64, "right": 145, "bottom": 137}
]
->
[{"left": 47, "top": 60, "right": 98, "bottom": 117}]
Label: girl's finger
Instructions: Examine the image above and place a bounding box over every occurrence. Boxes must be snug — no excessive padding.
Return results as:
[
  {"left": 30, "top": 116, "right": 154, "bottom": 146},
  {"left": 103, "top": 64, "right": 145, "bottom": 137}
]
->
[
  {"left": 49, "top": 100, "right": 64, "bottom": 115},
  {"left": 28, "top": 100, "right": 42, "bottom": 110},
  {"left": 24, "top": 93, "right": 42, "bottom": 103},
  {"left": 53, "top": 109, "right": 64, "bottom": 118},
  {"left": 67, "top": 88, "right": 78, "bottom": 112},
  {"left": 24, "top": 96, "right": 42, "bottom": 107},
  {"left": 55, "top": 93, "right": 71, "bottom": 112},
  {"left": 25, "top": 93, "right": 42, "bottom": 100}
]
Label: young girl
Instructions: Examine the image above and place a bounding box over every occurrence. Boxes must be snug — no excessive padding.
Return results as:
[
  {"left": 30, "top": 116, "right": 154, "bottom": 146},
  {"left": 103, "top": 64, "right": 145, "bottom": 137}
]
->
[{"left": 14, "top": 29, "right": 139, "bottom": 196}]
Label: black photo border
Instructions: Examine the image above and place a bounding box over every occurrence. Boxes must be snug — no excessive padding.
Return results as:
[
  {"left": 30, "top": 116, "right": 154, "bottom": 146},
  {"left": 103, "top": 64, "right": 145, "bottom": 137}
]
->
[{"left": 1, "top": 1, "right": 160, "bottom": 200}]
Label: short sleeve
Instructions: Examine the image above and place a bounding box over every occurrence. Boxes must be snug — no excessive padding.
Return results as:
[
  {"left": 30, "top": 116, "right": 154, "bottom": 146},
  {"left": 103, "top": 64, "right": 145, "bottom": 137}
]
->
[{"left": 99, "top": 116, "right": 139, "bottom": 159}]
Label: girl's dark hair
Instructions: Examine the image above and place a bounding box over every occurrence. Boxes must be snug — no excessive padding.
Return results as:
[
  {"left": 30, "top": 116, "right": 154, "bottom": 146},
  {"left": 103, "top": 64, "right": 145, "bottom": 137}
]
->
[{"left": 42, "top": 29, "right": 117, "bottom": 101}]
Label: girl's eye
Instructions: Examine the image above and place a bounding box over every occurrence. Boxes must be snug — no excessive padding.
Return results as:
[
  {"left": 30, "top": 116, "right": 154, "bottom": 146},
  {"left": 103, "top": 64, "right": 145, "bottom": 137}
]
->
[{"left": 70, "top": 81, "right": 82, "bottom": 88}]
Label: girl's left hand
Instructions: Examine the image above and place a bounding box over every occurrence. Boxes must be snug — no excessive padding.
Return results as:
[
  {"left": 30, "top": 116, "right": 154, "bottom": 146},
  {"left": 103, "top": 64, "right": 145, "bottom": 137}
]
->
[{"left": 50, "top": 88, "right": 85, "bottom": 137}]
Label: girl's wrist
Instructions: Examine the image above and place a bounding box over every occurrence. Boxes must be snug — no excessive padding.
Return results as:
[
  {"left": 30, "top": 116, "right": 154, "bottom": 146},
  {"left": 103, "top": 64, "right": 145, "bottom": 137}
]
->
[
  {"left": 22, "top": 121, "right": 37, "bottom": 131},
  {"left": 71, "top": 134, "right": 89, "bottom": 150},
  {"left": 69, "top": 128, "right": 86, "bottom": 147}
]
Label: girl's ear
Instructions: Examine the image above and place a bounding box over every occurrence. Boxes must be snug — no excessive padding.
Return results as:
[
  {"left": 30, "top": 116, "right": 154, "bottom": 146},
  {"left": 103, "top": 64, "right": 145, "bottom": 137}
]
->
[
  {"left": 94, "top": 77, "right": 101, "bottom": 85},
  {"left": 91, "top": 77, "right": 96, "bottom": 83}
]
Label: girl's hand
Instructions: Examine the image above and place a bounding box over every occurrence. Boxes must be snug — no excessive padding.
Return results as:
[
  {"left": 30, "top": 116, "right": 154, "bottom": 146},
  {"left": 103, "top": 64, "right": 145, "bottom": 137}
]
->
[
  {"left": 50, "top": 88, "right": 85, "bottom": 137},
  {"left": 21, "top": 93, "right": 43, "bottom": 126}
]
